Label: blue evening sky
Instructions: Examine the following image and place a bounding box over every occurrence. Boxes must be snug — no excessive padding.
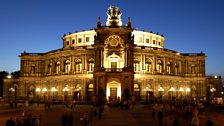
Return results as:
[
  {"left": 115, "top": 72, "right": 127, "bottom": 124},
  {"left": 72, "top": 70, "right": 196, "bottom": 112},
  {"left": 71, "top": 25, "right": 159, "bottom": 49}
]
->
[{"left": 0, "top": 0, "right": 224, "bottom": 77}]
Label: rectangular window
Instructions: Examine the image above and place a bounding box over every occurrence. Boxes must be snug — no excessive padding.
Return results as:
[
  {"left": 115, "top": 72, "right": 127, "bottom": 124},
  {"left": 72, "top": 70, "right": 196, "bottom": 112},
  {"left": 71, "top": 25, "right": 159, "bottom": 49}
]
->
[
  {"left": 146, "top": 38, "right": 150, "bottom": 43},
  {"left": 72, "top": 39, "right": 75, "bottom": 44},
  {"left": 86, "top": 37, "right": 90, "bottom": 42},
  {"left": 78, "top": 38, "right": 82, "bottom": 43},
  {"left": 158, "top": 42, "right": 161, "bottom": 46},
  {"left": 139, "top": 37, "right": 142, "bottom": 42},
  {"left": 66, "top": 41, "right": 69, "bottom": 45},
  {"left": 153, "top": 40, "right": 156, "bottom": 44}
]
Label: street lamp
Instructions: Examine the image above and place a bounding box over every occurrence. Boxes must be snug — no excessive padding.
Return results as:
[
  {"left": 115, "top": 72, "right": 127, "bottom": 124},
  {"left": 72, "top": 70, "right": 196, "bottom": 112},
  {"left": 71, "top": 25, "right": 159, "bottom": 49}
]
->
[
  {"left": 144, "top": 87, "right": 152, "bottom": 102},
  {"left": 158, "top": 87, "right": 164, "bottom": 100},
  {"left": 36, "top": 88, "right": 41, "bottom": 103},
  {"left": 51, "top": 87, "right": 58, "bottom": 103},
  {"left": 9, "top": 88, "right": 15, "bottom": 101},
  {"left": 169, "top": 87, "right": 175, "bottom": 100},
  {"left": 179, "top": 87, "right": 184, "bottom": 100},
  {"left": 210, "top": 88, "right": 216, "bottom": 101},
  {"left": 62, "top": 86, "right": 69, "bottom": 103},
  {"left": 42, "top": 87, "right": 48, "bottom": 102}
]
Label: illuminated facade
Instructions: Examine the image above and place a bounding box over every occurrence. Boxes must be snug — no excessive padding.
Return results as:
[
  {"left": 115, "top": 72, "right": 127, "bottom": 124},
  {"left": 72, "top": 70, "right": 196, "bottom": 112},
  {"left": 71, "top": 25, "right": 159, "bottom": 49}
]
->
[{"left": 3, "top": 6, "right": 222, "bottom": 103}]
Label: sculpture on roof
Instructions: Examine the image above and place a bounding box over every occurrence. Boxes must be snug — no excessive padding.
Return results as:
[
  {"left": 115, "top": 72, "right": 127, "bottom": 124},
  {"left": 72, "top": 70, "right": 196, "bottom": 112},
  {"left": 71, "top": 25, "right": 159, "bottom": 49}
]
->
[{"left": 106, "top": 5, "right": 122, "bottom": 27}]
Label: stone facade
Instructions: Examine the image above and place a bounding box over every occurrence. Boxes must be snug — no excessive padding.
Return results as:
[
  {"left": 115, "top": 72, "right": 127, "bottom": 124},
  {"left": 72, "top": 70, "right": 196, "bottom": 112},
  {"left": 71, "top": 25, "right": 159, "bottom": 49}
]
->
[{"left": 3, "top": 6, "right": 222, "bottom": 103}]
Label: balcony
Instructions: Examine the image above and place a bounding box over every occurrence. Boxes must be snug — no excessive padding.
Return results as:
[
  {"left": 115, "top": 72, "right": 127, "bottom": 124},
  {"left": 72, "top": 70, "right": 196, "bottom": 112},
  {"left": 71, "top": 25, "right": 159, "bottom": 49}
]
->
[{"left": 105, "top": 68, "right": 123, "bottom": 72}]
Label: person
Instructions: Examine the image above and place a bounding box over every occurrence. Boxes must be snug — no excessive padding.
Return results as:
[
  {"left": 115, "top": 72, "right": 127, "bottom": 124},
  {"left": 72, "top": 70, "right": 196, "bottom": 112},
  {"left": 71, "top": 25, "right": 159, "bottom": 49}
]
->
[
  {"left": 61, "top": 110, "right": 68, "bottom": 126},
  {"left": 206, "top": 117, "right": 213, "bottom": 126},
  {"left": 191, "top": 115, "right": 199, "bottom": 126},
  {"left": 5, "top": 117, "right": 15, "bottom": 126},
  {"left": 172, "top": 116, "right": 179, "bottom": 126},
  {"left": 158, "top": 110, "right": 163, "bottom": 126}
]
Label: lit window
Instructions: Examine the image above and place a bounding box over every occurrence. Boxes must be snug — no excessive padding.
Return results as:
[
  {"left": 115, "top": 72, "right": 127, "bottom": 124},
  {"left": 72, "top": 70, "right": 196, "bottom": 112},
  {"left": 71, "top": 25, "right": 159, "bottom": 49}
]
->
[
  {"left": 64, "top": 60, "right": 71, "bottom": 73},
  {"left": 139, "top": 37, "right": 142, "bottom": 42},
  {"left": 86, "top": 37, "right": 90, "bottom": 42},
  {"left": 72, "top": 39, "right": 75, "bottom": 44},
  {"left": 56, "top": 61, "right": 60, "bottom": 74},
  {"left": 153, "top": 40, "right": 156, "bottom": 45},
  {"left": 88, "top": 58, "right": 94, "bottom": 72},
  {"left": 75, "top": 59, "right": 82, "bottom": 72},
  {"left": 134, "top": 61, "right": 140, "bottom": 72},
  {"left": 146, "top": 38, "right": 150, "bottom": 43},
  {"left": 145, "top": 60, "right": 152, "bottom": 73},
  {"left": 157, "top": 60, "right": 163, "bottom": 73},
  {"left": 78, "top": 38, "right": 82, "bottom": 43},
  {"left": 167, "top": 62, "right": 172, "bottom": 74}
]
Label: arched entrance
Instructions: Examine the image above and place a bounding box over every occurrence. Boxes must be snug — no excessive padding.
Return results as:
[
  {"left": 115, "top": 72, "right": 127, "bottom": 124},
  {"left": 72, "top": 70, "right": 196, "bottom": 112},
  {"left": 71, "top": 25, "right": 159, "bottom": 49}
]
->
[{"left": 106, "top": 81, "right": 121, "bottom": 101}]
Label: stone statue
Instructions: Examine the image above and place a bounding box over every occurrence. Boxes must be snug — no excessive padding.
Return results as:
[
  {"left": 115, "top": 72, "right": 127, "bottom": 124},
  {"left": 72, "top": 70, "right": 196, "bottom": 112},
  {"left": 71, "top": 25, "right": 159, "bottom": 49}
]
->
[{"left": 106, "top": 5, "right": 122, "bottom": 27}]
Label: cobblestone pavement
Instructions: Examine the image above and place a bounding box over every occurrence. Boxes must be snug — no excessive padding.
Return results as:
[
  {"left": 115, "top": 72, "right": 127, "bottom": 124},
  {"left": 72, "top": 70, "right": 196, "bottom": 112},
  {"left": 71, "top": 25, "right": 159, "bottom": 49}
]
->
[{"left": 1, "top": 103, "right": 224, "bottom": 126}]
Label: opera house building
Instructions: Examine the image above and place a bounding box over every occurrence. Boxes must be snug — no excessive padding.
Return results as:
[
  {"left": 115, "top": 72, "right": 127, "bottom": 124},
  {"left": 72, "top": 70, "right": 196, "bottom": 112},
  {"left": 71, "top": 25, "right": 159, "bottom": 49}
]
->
[{"left": 3, "top": 6, "right": 222, "bottom": 104}]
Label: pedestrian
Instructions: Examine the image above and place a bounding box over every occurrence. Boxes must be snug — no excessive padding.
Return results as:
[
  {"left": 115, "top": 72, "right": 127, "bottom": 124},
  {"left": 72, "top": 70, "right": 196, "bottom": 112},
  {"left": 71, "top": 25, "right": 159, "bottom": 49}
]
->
[
  {"left": 206, "top": 117, "right": 213, "bottom": 126},
  {"left": 61, "top": 110, "right": 68, "bottom": 126},
  {"left": 5, "top": 117, "right": 15, "bottom": 126},
  {"left": 172, "top": 116, "right": 179, "bottom": 126},
  {"left": 152, "top": 108, "right": 156, "bottom": 119},
  {"left": 68, "top": 111, "right": 74, "bottom": 126},
  {"left": 191, "top": 115, "right": 199, "bottom": 126},
  {"left": 158, "top": 110, "right": 163, "bottom": 126}
]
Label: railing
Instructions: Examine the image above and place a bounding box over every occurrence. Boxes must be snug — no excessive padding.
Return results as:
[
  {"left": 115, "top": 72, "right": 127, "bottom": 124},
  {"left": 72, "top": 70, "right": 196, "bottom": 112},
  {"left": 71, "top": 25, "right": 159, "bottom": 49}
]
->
[{"left": 105, "top": 68, "right": 123, "bottom": 72}]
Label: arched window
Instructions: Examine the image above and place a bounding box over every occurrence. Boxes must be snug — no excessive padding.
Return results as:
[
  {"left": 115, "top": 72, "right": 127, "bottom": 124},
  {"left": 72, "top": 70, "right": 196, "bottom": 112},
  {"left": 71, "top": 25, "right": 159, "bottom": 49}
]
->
[
  {"left": 134, "top": 59, "right": 140, "bottom": 72},
  {"left": 55, "top": 61, "right": 60, "bottom": 74},
  {"left": 167, "top": 61, "right": 172, "bottom": 74},
  {"left": 64, "top": 60, "right": 71, "bottom": 73},
  {"left": 88, "top": 58, "right": 94, "bottom": 72},
  {"left": 48, "top": 63, "right": 52, "bottom": 74},
  {"left": 157, "top": 60, "right": 163, "bottom": 73},
  {"left": 145, "top": 59, "right": 152, "bottom": 73},
  {"left": 191, "top": 64, "right": 196, "bottom": 74},
  {"left": 30, "top": 64, "right": 35, "bottom": 74},
  {"left": 174, "top": 63, "right": 179, "bottom": 74},
  {"left": 75, "top": 59, "right": 82, "bottom": 72}
]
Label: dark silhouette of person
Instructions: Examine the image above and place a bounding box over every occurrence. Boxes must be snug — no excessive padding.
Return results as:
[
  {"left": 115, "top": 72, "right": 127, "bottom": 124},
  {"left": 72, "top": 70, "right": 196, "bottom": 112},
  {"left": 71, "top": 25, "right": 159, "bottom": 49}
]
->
[
  {"left": 67, "top": 111, "right": 74, "bottom": 126},
  {"left": 172, "top": 116, "right": 179, "bottom": 126},
  {"left": 206, "top": 117, "right": 214, "bottom": 126},
  {"left": 61, "top": 110, "right": 67, "bottom": 126},
  {"left": 5, "top": 117, "right": 15, "bottom": 126},
  {"left": 158, "top": 110, "right": 163, "bottom": 126}
]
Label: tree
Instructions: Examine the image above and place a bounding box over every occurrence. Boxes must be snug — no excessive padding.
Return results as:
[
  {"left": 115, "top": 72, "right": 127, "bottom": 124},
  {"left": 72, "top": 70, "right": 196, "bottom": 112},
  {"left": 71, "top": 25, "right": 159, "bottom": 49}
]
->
[
  {"left": 10, "top": 71, "right": 20, "bottom": 79},
  {"left": 0, "top": 71, "right": 9, "bottom": 79}
]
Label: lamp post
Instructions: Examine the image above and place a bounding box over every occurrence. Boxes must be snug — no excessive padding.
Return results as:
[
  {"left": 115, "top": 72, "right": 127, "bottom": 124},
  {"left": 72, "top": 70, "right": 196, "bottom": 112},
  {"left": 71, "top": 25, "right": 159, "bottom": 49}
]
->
[
  {"left": 42, "top": 88, "right": 48, "bottom": 102},
  {"left": 179, "top": 87, "right": 184, "bottom": 100},
  {"left": 210, "top": 88, "right": 216, "bottom": 102},
  {"left": 36, "top": 88, "right": 40, "bottom": 104},
  {"left": 51, "top": 87, "right": 58, "bottom": 103},
  {"left": 185, "top": 88, "right": 191, "bottom": 100},
  {"left": 63, "top": 87, "right": 69, "bottom": 103},
  {"left": 144, "top": 87, "right": 152, "bottom": 103},
  {"left": 169, "top": 87, "right": 175, "bottom": 101},
  {"left": 9, "top": 88, "right": 15, "bottom": 101},
  {"left": 158, "top": 87, "right": 164, "bottom": 100}
]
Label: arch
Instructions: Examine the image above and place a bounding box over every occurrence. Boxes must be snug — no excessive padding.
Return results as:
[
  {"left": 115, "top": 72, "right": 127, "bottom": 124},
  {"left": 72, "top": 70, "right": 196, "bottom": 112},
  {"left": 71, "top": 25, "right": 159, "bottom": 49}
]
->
[
  {"left": 64, "top": 60, "right": 71, "bottom": 73},
  {"left": 55, "top": 61, "right": 60, "bottom": 74},
  {"left": 88, "top": 58, "right": 94, "bottom": 72},
  {"left": 75, "top": 59, "right": 82, "bottom": 72},
  {"left": 157, "top": 60, "right": 163, "bottom": 73},
  {"left": 174, "top": 63, "right": 179, "bottom": 74},
  {"left": 145, "top": 58, "right": 152, "bottom": 73},
  {"left": 167, "top": 61, "right": 172, "bottom": 74},
  {"left": 134, "top": 58, "right": 140, "bottom": 72}
]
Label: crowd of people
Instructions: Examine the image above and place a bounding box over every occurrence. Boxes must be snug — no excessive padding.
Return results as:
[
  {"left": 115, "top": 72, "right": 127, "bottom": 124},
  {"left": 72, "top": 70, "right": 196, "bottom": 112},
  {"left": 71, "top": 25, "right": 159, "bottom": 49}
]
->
[{"left": 5, "top": 110, "right": 42, "bottom": 126}]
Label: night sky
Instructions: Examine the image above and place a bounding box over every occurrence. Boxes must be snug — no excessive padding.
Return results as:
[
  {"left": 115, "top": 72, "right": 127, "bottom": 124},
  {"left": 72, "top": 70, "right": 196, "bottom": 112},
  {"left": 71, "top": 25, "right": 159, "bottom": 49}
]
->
[{"left": 0, "top": 0, "right": 224, "bottom": 77}]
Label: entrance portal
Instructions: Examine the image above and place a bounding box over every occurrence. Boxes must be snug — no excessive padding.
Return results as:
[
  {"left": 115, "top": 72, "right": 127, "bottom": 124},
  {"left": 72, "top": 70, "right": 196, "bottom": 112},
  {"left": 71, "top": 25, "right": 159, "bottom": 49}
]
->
[{"left": 106, "top": 81, "right": 121, "bottom": 101}]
